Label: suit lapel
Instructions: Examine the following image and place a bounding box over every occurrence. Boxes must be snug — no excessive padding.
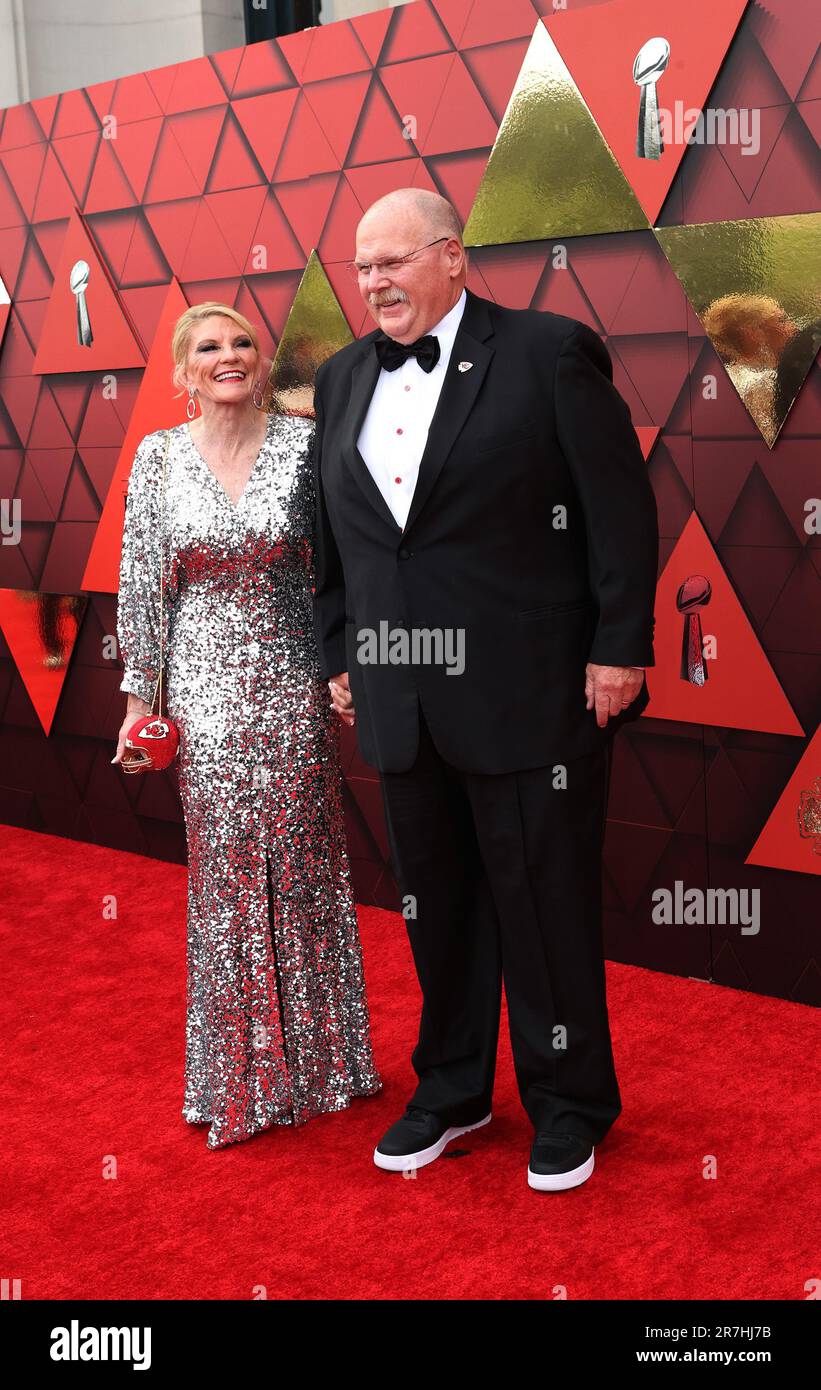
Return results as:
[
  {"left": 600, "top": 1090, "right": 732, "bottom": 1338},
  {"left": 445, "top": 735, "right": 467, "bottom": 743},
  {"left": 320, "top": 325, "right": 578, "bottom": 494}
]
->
[
  {"left": 403, "top": 289, "right": 494, "bottom": 536},
  {"left": 340, "top": 288, "right": 495, "bottom": 537}
]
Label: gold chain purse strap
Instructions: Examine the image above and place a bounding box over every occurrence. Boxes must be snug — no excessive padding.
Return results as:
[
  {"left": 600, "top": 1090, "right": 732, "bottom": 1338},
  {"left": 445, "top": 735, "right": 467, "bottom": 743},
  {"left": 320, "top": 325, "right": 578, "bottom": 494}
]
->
[{"left": 150, "top": 428, "right": 170, "bottom": 717}]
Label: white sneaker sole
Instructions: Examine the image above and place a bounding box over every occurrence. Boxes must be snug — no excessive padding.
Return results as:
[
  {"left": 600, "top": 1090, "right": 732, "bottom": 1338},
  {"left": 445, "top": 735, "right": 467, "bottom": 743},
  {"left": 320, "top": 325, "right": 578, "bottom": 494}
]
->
[
  {"left": 373, "top": 1113, "right": 492, "bottom": 1172},
  {"left": 528, "top": 1147, "right": 595, "bottom": 1191}
]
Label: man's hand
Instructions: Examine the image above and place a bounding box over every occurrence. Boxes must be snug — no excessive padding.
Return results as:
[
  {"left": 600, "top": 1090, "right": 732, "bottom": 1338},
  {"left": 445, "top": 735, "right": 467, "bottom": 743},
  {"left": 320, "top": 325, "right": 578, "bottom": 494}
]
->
[
  {"left": 585, "top": 663, "right": 644, "bottom": 728},
  {"left": 328, "top": 672, "right": 355, "bottom": 726}
]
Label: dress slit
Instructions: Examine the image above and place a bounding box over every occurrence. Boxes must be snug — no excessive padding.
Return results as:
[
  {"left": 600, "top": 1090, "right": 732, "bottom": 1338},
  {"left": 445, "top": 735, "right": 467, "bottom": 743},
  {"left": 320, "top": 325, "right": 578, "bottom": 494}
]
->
[{"left": 264, "top": 846, "right": 294, "bottom": 1116}]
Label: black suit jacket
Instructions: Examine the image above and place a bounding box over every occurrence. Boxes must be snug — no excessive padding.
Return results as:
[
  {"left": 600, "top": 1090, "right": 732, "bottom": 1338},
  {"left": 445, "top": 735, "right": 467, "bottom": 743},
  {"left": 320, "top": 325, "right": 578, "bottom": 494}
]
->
[{"left": 310, "top": 287, "right": 659, "bottom": 774}]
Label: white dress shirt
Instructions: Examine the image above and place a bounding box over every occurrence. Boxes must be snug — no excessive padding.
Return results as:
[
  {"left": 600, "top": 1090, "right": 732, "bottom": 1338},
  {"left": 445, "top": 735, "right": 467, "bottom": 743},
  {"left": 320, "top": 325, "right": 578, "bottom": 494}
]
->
[
  {"left": 357, "top": 288, "right": 467, "bottom": 529},
  {"left": 355, "top": 287, "right": 643, "bottom": 677}
]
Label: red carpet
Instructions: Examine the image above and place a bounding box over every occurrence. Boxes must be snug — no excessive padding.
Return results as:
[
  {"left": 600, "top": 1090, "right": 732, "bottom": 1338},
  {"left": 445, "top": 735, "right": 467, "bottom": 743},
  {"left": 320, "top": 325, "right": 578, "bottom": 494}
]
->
[{"left": 1, "top": 823, "right": 817, "bottom": 1301}]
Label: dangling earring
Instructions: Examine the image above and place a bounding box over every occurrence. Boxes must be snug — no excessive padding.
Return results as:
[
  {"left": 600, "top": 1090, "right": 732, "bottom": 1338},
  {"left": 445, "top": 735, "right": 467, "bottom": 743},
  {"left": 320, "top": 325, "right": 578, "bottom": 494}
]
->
[
  {"left": 252, "top": 380, "right": 264, "bottom": 411},
  {"left": 186, "top": 386, "right": 198, "bottom": 420}
]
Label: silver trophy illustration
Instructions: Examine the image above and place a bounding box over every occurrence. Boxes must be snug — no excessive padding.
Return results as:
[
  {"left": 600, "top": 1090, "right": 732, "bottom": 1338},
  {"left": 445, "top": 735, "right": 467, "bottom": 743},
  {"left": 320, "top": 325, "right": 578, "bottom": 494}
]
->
[
  {"left": 633, "top": 37, "right": 670, "bottom": 160},
  {"left": 70, "top": 258, "right": 93, "bottom": 347}
]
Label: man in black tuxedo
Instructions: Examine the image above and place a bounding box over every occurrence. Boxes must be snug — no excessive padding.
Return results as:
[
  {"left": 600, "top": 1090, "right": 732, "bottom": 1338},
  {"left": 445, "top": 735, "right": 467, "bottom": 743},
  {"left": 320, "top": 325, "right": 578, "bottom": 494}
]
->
[{"left": 311, "top": 188, "right": 658, "bottom": 1191}]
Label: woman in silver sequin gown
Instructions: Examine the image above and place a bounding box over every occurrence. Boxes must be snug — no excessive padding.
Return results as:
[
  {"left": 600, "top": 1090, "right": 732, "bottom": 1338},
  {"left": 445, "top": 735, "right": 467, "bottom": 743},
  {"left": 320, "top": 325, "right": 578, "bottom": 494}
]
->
[{"left": 113, "top": 304, "right": 381, "bottom": 1149}]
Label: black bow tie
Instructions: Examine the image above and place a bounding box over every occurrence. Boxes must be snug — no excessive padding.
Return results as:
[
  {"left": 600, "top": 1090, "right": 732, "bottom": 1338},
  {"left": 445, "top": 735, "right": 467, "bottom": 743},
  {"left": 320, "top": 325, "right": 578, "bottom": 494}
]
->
[{"left": 374, "top": 332, "right": 441, "bottom": 373}]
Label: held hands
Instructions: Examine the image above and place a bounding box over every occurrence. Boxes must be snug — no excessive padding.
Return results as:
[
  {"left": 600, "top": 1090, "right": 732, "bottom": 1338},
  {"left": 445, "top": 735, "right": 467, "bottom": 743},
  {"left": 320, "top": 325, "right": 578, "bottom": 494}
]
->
[
  {"left": 329, "top": 672, "right": 355, "bottom": 726},
  {"left": 585, "top": 663, "right": 644, "bottom": 728}
]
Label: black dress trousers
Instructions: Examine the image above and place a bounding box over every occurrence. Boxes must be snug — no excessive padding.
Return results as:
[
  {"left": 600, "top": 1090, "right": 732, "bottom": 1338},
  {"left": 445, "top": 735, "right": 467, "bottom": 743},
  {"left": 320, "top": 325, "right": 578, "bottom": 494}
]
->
[{"left": 377, "top": 697, "right": 621, "bottom": 1145}]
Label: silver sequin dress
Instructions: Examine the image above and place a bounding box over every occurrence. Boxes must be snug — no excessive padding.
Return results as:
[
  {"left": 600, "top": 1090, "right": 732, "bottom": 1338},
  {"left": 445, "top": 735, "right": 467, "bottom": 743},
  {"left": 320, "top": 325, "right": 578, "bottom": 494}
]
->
[{"left": 116, "top": 413, "right": 381, "bottom": 1149}]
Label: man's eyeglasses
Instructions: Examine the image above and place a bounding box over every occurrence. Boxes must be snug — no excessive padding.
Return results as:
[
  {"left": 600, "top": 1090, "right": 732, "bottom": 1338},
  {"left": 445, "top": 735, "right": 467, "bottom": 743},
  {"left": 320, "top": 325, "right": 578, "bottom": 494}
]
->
[{"left": 347, "top": 237, "right": 449, "bottom": 281}]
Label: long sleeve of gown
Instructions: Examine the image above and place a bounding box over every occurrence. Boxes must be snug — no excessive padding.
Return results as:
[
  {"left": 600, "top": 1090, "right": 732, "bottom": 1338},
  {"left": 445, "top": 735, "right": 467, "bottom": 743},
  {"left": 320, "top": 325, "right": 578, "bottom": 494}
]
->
[{"left": 116, "top": 429, "right": 169, "bottom": 705}]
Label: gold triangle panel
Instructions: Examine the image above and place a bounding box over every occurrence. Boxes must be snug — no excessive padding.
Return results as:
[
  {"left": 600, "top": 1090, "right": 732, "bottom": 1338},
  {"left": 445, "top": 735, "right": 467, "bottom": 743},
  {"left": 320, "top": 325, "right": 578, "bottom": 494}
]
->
[
  {"left": 267, "top": 251, "right": 354, "bottom": 418},
  {"left": 463, "top": 21, "right": 649, "bottom": 247},
  {"left": 655, "top": 213, "right": 821, "bottom": 448}
]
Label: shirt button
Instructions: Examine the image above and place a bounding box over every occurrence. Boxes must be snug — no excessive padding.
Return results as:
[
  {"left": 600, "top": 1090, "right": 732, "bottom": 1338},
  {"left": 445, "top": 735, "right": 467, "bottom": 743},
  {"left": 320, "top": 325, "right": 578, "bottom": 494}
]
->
[
  {"left": 404, "top": 385, "right": 411, "bottom": 391},
  {"left": 396, "top": 427, "right": 403, "bottom": 434},
  {"left": 395, "top": 476, "right": 402, "bottom": 483}
]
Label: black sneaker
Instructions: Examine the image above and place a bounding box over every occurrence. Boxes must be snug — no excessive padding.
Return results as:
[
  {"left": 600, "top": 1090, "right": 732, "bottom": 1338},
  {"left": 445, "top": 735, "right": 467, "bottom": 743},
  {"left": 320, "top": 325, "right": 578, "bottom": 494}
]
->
[
  {"left": 374, "top": 1104, "right": 492, "bottom": 1172},
  {"left": 527, "top": 1132, "right": 595, "bottom": 1191}
]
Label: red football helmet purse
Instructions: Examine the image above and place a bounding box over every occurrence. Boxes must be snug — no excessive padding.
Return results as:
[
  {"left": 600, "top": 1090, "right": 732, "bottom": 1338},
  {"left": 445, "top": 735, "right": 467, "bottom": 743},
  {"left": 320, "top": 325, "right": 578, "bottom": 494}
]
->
[
  {"left": 121, "top": 708, "right": 179, "bottom": 774},
  {"left": 120, "top": 429, "right": 180, "bottom": 775}
]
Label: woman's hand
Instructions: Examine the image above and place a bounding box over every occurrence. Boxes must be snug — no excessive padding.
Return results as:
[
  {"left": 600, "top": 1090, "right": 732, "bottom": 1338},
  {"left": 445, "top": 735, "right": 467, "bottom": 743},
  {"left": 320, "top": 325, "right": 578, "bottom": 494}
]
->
[
  {"left": 111, "top": 695, "right": 151, "bottom": 765},
  {"left": 328, "top": 673, "right": 355, "bottom": 726}
]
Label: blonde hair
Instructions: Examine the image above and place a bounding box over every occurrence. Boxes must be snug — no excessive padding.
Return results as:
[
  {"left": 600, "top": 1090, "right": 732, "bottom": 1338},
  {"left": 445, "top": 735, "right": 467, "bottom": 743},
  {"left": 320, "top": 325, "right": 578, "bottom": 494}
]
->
[{"left": 171, "top": 302, "right": 261, "bottom": 399}]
